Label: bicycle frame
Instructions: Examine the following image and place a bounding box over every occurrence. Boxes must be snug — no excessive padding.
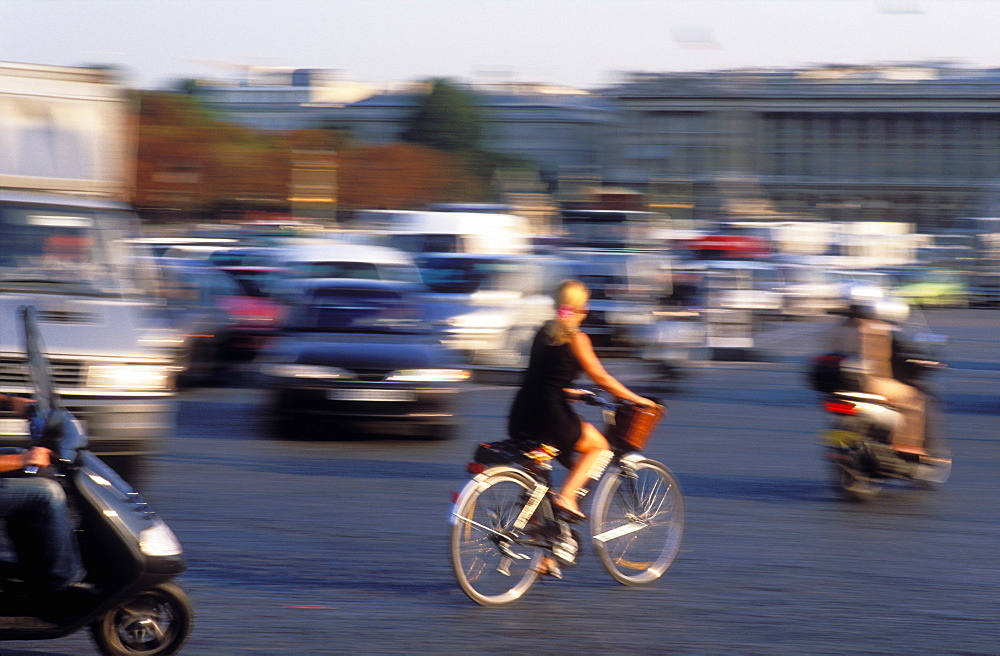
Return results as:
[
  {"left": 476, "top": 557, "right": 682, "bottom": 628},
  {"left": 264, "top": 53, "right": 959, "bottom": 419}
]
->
[
  {"left": 452, "top": 447, "right": 636, "bottom": 557},
  {"left": 450, "top": 391, "right": 683, "bottom": 605}
]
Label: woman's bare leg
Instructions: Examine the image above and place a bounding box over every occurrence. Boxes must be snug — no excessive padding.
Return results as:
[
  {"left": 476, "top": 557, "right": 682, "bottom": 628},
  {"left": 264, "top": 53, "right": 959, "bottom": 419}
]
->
[{"left": 556, "top": 421, "right": 610, "bottom": 515}]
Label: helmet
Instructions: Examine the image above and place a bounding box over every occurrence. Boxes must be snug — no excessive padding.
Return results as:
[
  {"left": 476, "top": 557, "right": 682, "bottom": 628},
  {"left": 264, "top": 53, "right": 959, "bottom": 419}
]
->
[
  {"left": 837, "top": 283, "right": 909, "bottom": 323},
  {"left": 872, "top": 295, "right": 910, "bottom": 324},
  {"left": 838, "top": 282, "right": 884, "bottom": 319}
]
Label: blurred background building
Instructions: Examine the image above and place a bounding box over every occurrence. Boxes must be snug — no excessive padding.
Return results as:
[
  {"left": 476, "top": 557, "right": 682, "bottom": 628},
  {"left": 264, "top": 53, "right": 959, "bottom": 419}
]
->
[
  {"left": 193, "top": 74, "right": 612, "bottom": 186},
  {"left": 189, "top": 62, "right": 1000, "bottom": 233},
  {"left": 190, "top": 67, "right": 377, "bottom": 131},
  {"left": 606, "top": 64, "right": 1000, "bottom": 232}
]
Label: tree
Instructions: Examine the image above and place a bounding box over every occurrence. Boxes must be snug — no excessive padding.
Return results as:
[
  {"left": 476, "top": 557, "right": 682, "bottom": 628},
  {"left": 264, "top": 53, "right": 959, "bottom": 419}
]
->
[
  {"left": 133, "top": 91, "right": 289, "bottom": 220},
  {"left": 400, "top": 79, "right": 484, "bottom": 153}
]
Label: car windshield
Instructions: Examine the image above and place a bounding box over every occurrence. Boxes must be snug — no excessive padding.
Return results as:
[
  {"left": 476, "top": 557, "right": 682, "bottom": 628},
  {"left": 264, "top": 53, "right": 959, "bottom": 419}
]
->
[
  {"left": 290, "top": 260, "right": 421, "bottom": 284},
  {"left": 0, "top": 204, "right": 155, "bottom": 296},
  {"left": 418, "top": 257, "right": 523, "bottom": 294},
  {"left": 289, "top": 287, "right": 425, "bottom": 333}
]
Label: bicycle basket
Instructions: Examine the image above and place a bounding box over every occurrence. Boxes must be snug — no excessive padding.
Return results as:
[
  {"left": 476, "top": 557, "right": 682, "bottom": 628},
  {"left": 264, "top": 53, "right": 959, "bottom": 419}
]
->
[{"left": 609, "top": 402, "right": 665, "bottom": 451}]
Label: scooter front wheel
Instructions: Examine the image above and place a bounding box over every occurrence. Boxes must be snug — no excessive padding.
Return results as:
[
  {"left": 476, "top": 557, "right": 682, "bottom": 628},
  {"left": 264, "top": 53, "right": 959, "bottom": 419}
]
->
[{"left": 90, "top": 581, "right": 193, "bottom": 656}]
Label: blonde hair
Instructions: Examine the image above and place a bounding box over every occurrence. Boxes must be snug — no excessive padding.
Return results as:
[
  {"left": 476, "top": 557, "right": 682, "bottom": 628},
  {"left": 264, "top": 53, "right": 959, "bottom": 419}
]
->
[{"left": 547, "top": 279, "right": 590, "bottom": 345}]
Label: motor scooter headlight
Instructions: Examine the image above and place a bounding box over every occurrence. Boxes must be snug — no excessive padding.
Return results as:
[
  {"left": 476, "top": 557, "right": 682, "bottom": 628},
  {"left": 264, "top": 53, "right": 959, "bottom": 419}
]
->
[{"left": 139, "top": 518, "right": 183, "bottom": 556}]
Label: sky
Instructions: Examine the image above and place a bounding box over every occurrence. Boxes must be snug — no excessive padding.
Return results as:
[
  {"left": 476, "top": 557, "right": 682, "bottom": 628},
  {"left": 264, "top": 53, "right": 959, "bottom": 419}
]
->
[{"left": 3, "top": 0, "right": 999, "bottom": 90}]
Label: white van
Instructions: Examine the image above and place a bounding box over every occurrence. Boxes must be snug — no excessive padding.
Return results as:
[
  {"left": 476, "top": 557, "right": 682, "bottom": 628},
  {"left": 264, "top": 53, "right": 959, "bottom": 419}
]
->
[{"left": 357, "top": 210, "right": 532, "bottom": 256}]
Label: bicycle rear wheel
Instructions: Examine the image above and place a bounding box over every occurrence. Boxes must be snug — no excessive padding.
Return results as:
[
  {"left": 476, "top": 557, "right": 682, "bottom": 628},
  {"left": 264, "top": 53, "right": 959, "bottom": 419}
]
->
[
  {"left": 590, "top": 456, "right": 684, "bottom": 585},
  {"left": 449, "top": 467, "right": 543, "bottom": 606}
]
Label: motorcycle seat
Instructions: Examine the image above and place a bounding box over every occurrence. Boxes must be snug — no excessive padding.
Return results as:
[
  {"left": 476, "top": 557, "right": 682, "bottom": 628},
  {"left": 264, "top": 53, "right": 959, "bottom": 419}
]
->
[{"left": 833, "top": 391, "right": 891, "bottom": 405}]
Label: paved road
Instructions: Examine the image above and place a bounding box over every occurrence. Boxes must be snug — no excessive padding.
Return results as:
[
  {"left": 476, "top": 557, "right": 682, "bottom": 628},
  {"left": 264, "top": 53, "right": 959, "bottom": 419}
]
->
[{"left": 5, "top": 310, "right": 998, "bottom": 655}]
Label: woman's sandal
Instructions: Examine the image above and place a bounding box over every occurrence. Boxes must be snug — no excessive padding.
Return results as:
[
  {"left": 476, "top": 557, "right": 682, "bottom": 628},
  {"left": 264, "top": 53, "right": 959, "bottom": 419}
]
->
[
  {"left": 535, "top": 558, "right": 562, "bottom": 580},
  {"left": 551, "top": 496, "right": 587, "bottom": 523}
]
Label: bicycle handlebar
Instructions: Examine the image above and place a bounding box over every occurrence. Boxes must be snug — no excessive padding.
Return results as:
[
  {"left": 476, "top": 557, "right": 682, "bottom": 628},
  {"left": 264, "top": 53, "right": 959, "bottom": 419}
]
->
[{"left": 566, "top": 389, "right": 626, "bottom": 411}]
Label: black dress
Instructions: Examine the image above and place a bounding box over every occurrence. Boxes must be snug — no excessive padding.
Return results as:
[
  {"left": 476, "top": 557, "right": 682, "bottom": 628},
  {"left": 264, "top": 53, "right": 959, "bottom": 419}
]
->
[{"left": 507, "top": 321, "right": 583, "bottom": 461}]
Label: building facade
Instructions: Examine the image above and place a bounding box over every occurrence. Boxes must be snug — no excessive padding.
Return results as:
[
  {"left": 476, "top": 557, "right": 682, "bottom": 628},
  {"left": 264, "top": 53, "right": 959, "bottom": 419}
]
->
[
  {"left": 605, "top": 65, "right": 1000, "bottom": 231},
  {"left": 193, "top": 64, "right": 1000, "bottom": 232},
  {"left": 195, "top": 73, "right": 613, "bottom": 187}
]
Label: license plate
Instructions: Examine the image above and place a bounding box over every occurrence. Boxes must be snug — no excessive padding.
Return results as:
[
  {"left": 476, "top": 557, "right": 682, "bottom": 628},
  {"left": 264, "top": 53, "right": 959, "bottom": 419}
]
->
[
  {"left": 327, "top": 389, "right": 415, "bottom": 402},
  {"left": 0, "top": 418, "right": 30, "bottom": 436}
]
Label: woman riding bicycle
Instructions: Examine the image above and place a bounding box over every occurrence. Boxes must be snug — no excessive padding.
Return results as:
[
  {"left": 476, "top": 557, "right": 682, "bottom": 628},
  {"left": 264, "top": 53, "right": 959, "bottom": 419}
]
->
[{"left": 507, "top": 279, "right": 657, "bottom": 521}]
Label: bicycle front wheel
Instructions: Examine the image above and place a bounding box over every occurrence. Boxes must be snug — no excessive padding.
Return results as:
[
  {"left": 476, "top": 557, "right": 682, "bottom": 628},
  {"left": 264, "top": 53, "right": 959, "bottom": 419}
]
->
[
  {"left": 449, "top": 467, "right": 543, "bottom": 606},
  {"left": 590, "top": 456, "right": 684, "bottom": 585}
]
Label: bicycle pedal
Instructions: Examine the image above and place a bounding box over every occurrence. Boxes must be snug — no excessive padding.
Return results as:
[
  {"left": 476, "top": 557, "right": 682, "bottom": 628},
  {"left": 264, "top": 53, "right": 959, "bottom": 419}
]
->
[
  {"left": 552, "top": 536, "right": 579, "bottom": 566},
  {"left": 496, "top": 542, "right": 530, "bottom": 561}
]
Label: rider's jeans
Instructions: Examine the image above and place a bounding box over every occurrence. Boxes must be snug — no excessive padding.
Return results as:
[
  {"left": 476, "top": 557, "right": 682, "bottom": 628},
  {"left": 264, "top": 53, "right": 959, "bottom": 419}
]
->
[{"left": 0, "top": 476, "right": 84, "bottom": 590}]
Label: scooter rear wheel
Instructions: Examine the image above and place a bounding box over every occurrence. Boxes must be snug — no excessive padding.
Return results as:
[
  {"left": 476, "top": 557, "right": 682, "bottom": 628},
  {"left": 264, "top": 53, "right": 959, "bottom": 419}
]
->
[
  {"left": 831, "top": 460, "right": 881, "bottom": 502},
  {"left": 90, "top": 581, "right": 193, "bottom": 656}
]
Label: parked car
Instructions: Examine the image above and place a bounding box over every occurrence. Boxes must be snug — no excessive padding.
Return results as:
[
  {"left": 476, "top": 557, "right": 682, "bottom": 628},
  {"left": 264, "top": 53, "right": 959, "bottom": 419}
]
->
[
  {"left": 829, "top": 269, "right": 896, "bottom": 298},
  {"left": 269, "top": 240, "right": 423, "bottom": 292},
  {"left": 565, "top": 250, "right": 669, "bottom": 352},
  {"left": 214, "top": 265, "right": 288, "bottom": 359},
  {"left": 969, "top": 271, "right": 1000, "bottom": 307},
  {"left": 773, "top": 262, "right": 841, "bottom": 318},
  {"left": 699, "top": 260, "right": 785, "bottom": 319},
  {"left": 156, "top": 260, "right": 256, "bottom": 385},
  {"left": 415, "top": 253, "right": 567, "bottom": 367},
  {"left": 637, "top": 308, "right": 707, "bottom": 379},
  {"left": 895, "top": 268, "right": 969, "bottom": 308},
  {"left": 259, "top": 278, "right": 470, "bottom": 439}
]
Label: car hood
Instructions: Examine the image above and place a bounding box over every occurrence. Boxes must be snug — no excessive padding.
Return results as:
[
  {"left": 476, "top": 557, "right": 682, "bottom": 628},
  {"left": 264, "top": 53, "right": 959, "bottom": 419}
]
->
[
  {"left": 270, "top": 332, "right": 460, "bottom": 370},
  {"left": 0, "top": 293, "right": 178, "bottom": 360}
]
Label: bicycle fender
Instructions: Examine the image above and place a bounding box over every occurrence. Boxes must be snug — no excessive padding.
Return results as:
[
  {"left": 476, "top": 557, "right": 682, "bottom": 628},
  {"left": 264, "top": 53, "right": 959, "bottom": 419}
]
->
[
  {"left": 620, "top": 452, "right": 648, "bottom": 467},
  {"left": 449, "top": 466, "right": 538, "bottom": 526}
]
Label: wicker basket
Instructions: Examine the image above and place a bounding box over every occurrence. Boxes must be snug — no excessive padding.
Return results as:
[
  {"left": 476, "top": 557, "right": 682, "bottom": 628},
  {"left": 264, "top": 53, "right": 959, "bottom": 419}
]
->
[{"left": 610, "top": 402, "right": 665, "bottom": 451}]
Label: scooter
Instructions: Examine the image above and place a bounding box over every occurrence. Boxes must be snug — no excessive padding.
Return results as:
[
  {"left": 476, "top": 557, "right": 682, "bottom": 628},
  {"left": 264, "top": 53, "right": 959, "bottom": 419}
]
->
[
  {"left": 0, "top": 306, "right": 192, "bottom": 655},
  {"left": 816, "top": 352, "right": 952, "bottom": 502}
]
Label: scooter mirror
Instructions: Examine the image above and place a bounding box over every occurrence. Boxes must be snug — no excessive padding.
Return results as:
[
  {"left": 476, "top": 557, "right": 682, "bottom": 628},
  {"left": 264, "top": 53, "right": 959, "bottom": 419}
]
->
[{"left": 20, "top": 305, "right": 60, "bottom": 420}]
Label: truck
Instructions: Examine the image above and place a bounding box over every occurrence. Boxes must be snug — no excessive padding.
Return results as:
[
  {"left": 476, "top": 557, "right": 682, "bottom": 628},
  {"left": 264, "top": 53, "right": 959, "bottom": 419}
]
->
[{"left": 0, "top": 61, "right": 180, "bottom": 485}]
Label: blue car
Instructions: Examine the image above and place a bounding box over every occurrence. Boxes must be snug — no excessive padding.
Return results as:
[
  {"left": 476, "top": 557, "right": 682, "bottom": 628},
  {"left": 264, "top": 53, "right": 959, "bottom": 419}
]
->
[{"left": 259, "top": 278, "right": 470, "bottom": 440}]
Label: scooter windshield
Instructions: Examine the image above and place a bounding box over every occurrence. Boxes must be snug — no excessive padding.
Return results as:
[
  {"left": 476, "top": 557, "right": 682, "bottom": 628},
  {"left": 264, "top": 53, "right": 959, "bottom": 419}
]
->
[{"left": 21, "top": 305, "right": 58, "bottom": 419}]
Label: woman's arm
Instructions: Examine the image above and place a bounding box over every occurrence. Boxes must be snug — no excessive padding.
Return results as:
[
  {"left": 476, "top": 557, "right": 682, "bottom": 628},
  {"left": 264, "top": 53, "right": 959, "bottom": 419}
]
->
[{"left": 569, "top": 331, "right": 654, "bottom": 406}]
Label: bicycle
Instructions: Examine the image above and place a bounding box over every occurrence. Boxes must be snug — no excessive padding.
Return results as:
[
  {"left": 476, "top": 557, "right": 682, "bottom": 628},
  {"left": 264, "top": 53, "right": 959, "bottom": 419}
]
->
[{"left": 449, "top": 390, "right": 684, "bottom": 606}]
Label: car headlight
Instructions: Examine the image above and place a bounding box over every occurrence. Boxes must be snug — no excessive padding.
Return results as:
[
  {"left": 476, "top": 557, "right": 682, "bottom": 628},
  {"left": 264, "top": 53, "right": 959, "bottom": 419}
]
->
[
  {"left": 445, "top": 310, "right": 507, "bottom": 331},
  {"left": 139, "top": 518, "right": 183, "bottom": 557},
  {"left": 87, "top": 364, "right": 173, "bottom": 390},
  {"left": 261, "top": 364, "right": 355, "bottom": 379},
  {"left": 385, "top": 368, "right": 471, "bottom": 383}
]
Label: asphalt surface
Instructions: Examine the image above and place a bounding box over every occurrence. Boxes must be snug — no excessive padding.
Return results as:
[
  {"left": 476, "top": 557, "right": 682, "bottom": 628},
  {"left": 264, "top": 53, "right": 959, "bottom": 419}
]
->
[{"left": 3, "top": 309, "right": 998, "bottom": 655}]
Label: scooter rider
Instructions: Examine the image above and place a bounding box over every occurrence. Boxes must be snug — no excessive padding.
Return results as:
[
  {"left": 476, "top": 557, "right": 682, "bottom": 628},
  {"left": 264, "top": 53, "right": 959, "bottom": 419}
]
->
[
  {"left": 0, "top": 392, "right": 85, "bottom": 592},
  {"left": 827, "top": 285, "right": 929, "bottom": 455}
]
